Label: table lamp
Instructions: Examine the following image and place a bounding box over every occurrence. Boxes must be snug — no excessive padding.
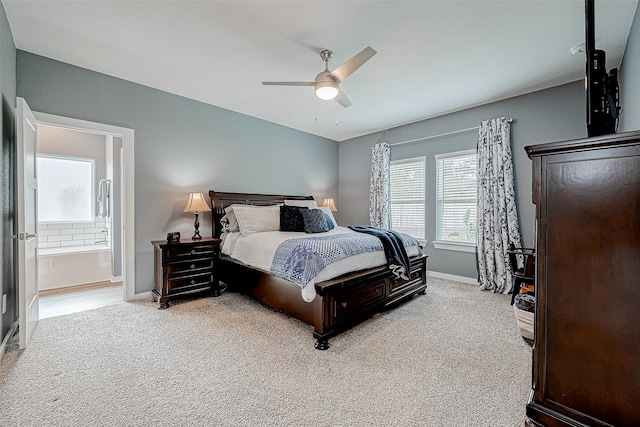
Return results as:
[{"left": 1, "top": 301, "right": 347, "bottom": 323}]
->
[
  {"left": 322, "top": 198, "right": 337, "bottom": 211},
  {"left": 183, "top": 192, "right": 211, "bottom": 240}
]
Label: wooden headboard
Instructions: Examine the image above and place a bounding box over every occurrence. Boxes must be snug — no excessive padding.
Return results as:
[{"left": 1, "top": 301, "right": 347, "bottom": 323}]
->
[{"left": 208, "top": 190, "right": 315, "bottom": 238}]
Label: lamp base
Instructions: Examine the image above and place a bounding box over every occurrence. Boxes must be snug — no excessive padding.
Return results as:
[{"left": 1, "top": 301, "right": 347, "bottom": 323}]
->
[{"left": 192, "top": 212, "right": 202, "bottom": 240}]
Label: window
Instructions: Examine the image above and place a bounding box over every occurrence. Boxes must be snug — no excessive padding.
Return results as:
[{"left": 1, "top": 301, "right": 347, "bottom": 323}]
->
[
  {"left": 390, "top": 157, "right": 425, "bottom": 240},
  {"left": 435, "top": 150, "right": 477, "bottom": 246},
  {"left": 37, "top": 156, "right": 94, "bottom": 222}
]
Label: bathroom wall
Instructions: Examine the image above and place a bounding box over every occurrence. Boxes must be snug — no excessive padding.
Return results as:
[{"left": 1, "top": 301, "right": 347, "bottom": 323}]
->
[{"left": 38, "top": 218, "right": 110, "bottom": 249}]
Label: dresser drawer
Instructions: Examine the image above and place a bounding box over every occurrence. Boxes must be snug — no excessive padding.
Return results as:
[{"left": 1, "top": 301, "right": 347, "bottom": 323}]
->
[
  {"left": 333, "top": 278, "right": 386, "bottom": 320},
  {"left": 167, "top": 272, "right": 214, "bottom": 294},
  {"left": 166, "top": 243, "right": 216, "bottom": 261},
  {"left": 166, "top": 258, "right": 213, "bottom": 277}
]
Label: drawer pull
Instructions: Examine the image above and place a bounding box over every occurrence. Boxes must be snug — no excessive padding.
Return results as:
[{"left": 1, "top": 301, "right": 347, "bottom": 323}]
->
[
  {"left": 190, "top": 264, "right": 196, "bottom": 269},
  {"left": 191, "top": 249, "right": 196, "bottom": 254},
  {"left": 190, "top": 279, "right": 195, "bottom": 285},
  {"left": 341, "top": 302, "right": 348, "bottom": 308}
]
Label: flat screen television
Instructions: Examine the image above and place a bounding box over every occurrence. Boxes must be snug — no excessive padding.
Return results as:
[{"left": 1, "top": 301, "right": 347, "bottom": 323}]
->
[{"left": 585, "top": 0, "right": 621, "bottom": 137}]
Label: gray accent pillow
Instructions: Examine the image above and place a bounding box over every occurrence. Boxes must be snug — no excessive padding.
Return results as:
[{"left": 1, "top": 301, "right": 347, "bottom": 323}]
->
[{"left": 301, "top": 208, "right": 329, "bottom": 234}]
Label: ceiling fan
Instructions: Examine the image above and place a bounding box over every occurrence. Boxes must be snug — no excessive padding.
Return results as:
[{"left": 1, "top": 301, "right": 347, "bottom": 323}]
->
[{"left": 262, "top": 46, "right": 377, "bottom": 108}]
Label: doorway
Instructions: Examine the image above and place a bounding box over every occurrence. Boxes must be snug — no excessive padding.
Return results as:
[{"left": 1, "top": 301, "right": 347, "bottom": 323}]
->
[
  {"left": 36, "top": 124, "right": 123, "bottom": 316},
  {"left": 32, "top": 112, "right": 135, "bottom": 304}
]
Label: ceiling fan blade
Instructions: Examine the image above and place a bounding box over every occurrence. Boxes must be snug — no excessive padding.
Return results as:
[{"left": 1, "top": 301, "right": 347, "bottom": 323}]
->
[
  {"left": 262, "top": 81, "right": 315, "bottom": 86},
  {"left": 330, "top": 46, "right": 377, "bottom": 83},
  {"left": 334, "top": 89, "right": 352, "bottom": 108}
]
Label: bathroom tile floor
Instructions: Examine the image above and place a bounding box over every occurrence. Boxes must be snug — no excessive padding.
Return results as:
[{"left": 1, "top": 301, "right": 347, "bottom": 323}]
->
[{"left": 39, "top": 283, "right": 123, "bottom": 319}]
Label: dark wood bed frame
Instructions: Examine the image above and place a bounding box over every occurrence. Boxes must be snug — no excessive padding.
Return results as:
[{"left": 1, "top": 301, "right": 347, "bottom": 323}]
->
[{"left": 209, "top": 190, "right": 428, "bottom": 350}]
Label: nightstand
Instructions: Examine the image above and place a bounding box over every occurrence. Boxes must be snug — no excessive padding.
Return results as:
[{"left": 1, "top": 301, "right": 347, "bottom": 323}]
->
[{"left": 151, "top": 237, "right": 221, "bottom": 309}]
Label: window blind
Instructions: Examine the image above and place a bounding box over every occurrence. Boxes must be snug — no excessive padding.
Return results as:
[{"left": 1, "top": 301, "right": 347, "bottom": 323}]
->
[
  {"left": 435, "top": 150, "right": 477, "bottom": 243},
  {"left": 390, "top": 157, "right": 425, "bottom": 239}
]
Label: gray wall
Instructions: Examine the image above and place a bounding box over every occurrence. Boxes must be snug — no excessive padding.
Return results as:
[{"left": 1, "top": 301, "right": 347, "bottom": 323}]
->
[
  {"left": 619, "top": 2, "right": 640, "bottom": 132},
  {"left": 16, "top": 51, "right": 338, "bottom": 294},
  {"left": 339, "top": 82, "right": 587, "bottom": 280},
  {"left": 0, "top": 3, "right": 14, "bottom": 106},
  {"left": 0, "top": 1, "right": 16, "bottom": 347}
]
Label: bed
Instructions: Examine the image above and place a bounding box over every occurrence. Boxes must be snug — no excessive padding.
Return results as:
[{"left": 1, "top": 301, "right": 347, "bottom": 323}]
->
[{"left": 209, "top": 190, "right": 428, "bottom": 349}]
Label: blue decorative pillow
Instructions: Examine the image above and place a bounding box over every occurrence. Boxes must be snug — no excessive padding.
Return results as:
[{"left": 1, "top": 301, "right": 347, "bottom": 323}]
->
[
  {"left": 280, "top": 205, "right": 307, "bottom": 232},
  {"left": 301, "top": 208, "right": 329, "bottom": 234},
  {"left": 323, "top": 213, "right": 334, "bottom": 230}
]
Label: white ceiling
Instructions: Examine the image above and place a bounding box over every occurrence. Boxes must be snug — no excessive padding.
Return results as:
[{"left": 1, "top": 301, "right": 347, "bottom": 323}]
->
[{"left": 3, "top": 1, "right": 638, "bottom": 141}]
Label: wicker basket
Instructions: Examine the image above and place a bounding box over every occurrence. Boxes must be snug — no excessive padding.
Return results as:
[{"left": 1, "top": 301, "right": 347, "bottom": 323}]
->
[{"left": 514, "top": 305, "right": 534, "bottom": 341}]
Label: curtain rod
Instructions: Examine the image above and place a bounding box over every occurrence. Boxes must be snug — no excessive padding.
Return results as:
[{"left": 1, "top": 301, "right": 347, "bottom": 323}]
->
[
  {"left": 388, "top": 118, "right": 514, "bottom": 147},
  {"left": 389, "top": 126, "right": 478, "bottom": 146}
]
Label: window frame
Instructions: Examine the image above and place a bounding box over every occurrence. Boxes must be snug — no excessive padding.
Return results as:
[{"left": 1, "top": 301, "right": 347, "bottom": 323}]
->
[
  {"left": 37, "top": 154, "right": 96, "bottom": 224},
  {"left": 389, "top": 156, "right": 426, "bottom": 242},
  {"left": 434, "top": 149, "right": 477, "bottom": 253}
]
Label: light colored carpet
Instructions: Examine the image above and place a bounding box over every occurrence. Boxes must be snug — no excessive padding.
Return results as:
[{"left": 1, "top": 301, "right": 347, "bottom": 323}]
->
[{"left": 0, "top": 278, "right": 531, "bottom": 426}]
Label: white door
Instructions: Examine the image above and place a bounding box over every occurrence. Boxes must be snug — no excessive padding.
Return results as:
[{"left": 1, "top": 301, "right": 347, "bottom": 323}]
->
[{"left": 16, "top": 97, "right": 39, "bottom": 349}]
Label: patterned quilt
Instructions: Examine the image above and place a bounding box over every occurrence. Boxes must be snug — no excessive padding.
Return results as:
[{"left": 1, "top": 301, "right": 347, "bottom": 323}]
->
[{"left": 270, "top": 231, "right": 420, "bottom": 288}]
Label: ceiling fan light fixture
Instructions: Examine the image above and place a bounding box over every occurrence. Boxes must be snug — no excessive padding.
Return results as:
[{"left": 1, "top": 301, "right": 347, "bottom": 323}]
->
[{"left": 315, "top": 81, "right": 339, "bottom": 101}]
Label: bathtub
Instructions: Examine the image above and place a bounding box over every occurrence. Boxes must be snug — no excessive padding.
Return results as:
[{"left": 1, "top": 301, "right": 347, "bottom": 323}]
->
[{"left": 38, "top": 245, "right": 113, "bottom": 291}]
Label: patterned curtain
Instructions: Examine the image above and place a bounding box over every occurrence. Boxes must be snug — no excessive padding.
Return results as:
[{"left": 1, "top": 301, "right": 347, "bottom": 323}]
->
[
  {"left": 369, "top": 142, "right": 391, "bottom": 228},
  {"left": 476, "top": 117, "right": 522, "bottom": 294}
]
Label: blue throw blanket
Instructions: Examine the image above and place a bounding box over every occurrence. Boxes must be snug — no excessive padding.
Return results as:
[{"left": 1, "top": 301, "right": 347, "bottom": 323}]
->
[{"left": 348, "top": 225, "right": 417, "bottom": 280}]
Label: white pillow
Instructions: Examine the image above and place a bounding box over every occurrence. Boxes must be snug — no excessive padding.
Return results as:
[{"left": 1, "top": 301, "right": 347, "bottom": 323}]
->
[
  {"left": 232, "top": 205, "right": 281, "bottom": 236},
  {"left": 220, "top": 204, "right": 244, "bottom": 233},
  {"left": 284, "top": 199, "right": 317, "bottom": 208},
  {"left": 318, "top": 205, "right": 338, "bottom": 227}
]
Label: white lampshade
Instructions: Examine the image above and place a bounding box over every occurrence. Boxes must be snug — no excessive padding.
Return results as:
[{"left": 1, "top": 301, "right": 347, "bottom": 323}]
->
[
  {"left": 322, "top": 198, "right": 337, "bottom": 212},
  {"left": 183, "top": 192, "right": 211, "bottom": 213}
]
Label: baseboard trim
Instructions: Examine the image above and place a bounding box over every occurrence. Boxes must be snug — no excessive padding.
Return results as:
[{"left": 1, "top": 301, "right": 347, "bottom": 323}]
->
[
  {"left": 128, "top": 291, "right": 152, "bottom": 302},
  {"left": 0, "top": 320, "right": 19, "bottom": 362},
  {"left": 39, "top": 280, "right": 122, "bottom": 297},
  {"left": 427, "top": 270, "right": 479, "bottom": 285}
]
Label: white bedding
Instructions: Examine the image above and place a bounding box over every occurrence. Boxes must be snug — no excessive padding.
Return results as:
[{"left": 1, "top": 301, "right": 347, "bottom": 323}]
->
[{"left": 221, "top": 226, "right": 422, "bottom": 302}]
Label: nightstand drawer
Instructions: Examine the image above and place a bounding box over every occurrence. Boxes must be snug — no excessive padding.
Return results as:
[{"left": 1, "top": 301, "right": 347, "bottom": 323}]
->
[
  {"left": 167, "top": 272, "right": 214, "bottom": 294},
  {"left": 166, "top": 258, "right": 213, "bottom": 277},
  {"left": 166, "top": 243, "right": 216, "bottom": 261}
]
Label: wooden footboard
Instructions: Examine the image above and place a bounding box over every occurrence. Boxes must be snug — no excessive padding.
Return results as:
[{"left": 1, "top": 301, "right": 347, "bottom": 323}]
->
[
  {"left": 219, "top": 253, "right": 427, "bottom": 349},
  {"left": 209, "top": 190, "right": 428, "bottom": 349},
  {"left": 312, "top": 254, "right": 427, "bottom": 349}
]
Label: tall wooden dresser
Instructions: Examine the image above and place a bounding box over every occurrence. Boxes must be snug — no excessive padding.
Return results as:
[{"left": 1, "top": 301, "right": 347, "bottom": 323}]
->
[{"left": 525, "top": 131, "right": 640, "bottom": 426}]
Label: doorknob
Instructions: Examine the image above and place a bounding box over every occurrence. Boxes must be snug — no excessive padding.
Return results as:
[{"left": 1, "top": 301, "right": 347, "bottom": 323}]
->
[{"left": 11, "top": 233, "right": 37, "bottom": 240}]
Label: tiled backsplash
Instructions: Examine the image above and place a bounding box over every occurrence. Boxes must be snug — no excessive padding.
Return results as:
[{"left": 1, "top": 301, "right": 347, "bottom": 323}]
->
[{"left": 38, "top": 217, "right": 111, "bottom": 249}]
